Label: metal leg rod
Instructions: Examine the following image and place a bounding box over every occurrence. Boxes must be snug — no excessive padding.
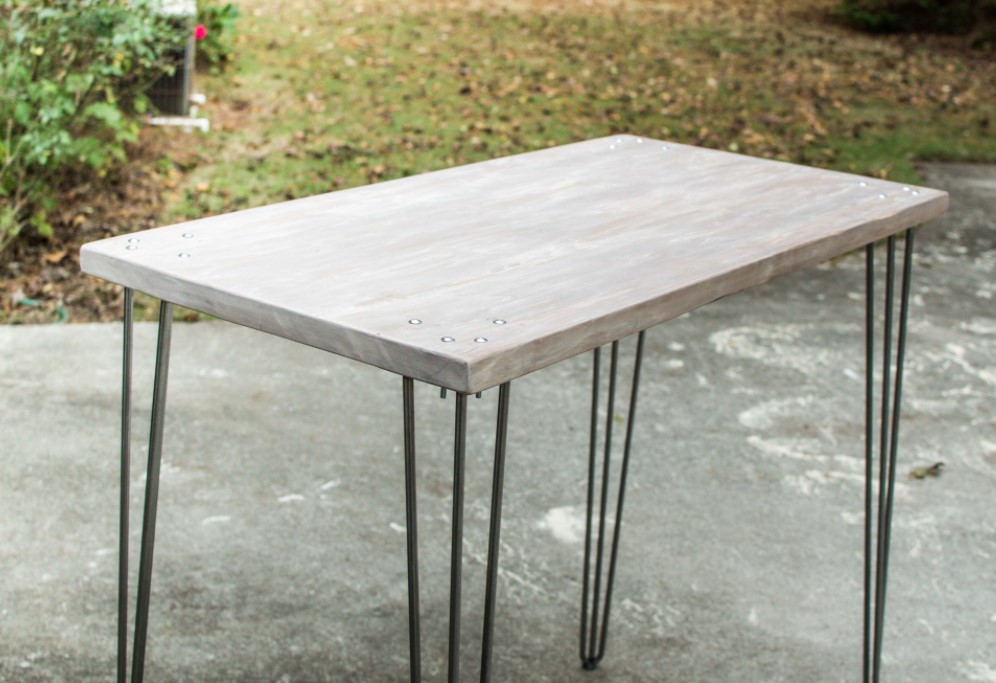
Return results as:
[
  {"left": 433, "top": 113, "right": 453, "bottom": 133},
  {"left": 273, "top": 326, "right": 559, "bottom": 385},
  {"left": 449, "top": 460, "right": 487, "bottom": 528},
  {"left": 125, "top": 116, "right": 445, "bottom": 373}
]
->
[
  {"left": 402, "top": 377, "right": 421, "bottom": 683},
  {"left": 580, "top": 347, "right": 601, "bottom": 665},
  {"left": 872, "top": 235, "right": 896, "bottom": 683},
  {"left": 872, "top": 236, "right": 896, "bottom": 683},
  {"left": 131, "top": 301, "right": 174, "bottom": 683},
  {"left": 480, "top": 382, "right": 512, "bottom": 683},
  {"left": 597, "top": 331, "right": 645, "bottom": 658},
  {"left": 448, "top": 393, "right": 468, "bottom": 683},
  {"left": 874, "top": 236, "right": 896, "bottom": 646},
  {"left": 878, "top": 229, "right": 914, "bottom": 630},
  {"left": 118, "top": 288, "right": 134, "bottom": 683},
  {"left": 862, "top": 245, "right": 874, "bottom": 683},
  {"left": 580, "top": 334, "right": 645, "bottom": 670},
  {"left": 865, "top": 229, "right": 915, "bottom": 683},
  {"left": 587, "top": 341, "right": 619, "bottom": 660}
]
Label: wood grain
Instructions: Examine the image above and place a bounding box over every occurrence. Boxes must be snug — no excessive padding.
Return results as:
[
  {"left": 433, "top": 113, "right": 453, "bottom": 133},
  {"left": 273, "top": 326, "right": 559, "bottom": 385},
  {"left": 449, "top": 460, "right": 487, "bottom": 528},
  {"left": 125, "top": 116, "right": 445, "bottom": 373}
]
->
[{"left": 80, "top": 135, "right": 949, "bottom": 393}]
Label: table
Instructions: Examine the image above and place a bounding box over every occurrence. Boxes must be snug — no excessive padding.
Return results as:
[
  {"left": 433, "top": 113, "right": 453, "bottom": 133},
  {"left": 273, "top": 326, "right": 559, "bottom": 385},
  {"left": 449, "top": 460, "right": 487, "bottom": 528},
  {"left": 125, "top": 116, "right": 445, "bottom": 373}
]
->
[{"left": 80, "top": 135, "right": 949, "bottom": 683}]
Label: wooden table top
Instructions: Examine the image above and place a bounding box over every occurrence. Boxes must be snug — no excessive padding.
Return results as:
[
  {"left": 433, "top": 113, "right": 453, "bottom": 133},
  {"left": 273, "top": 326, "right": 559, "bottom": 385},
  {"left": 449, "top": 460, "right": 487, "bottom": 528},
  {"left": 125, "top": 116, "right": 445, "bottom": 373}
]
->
[{"left": 81, "top": 135, "right": 948, "bottom": 393}]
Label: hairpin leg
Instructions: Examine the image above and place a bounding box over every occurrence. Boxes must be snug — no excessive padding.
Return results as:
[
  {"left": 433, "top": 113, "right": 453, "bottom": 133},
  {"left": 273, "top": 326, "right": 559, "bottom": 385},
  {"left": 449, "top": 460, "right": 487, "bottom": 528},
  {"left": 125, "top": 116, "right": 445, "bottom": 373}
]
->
[
  {"left": 480, "top": 382, "right": 511, "bottom": 683},
  {"left": 448, "top": 392, "right": 468, "bottom": 683},
  {"left": 402, "top": 381, "right": 513, "bottom": 683},
  {"left": 118, "top": 288, "right": 134, "bottom": 683},
  {"left": 130, "top": 301, "right": 174, "bottom": 683},
  {"left": 580, "top": 331, "right": 645, "bottom": 670},
  {"left": 403, "top": 377, "right": 422, "bottom": 683},
  {"left": 864, "top": 229, "right": 914, "bottom": 683}
]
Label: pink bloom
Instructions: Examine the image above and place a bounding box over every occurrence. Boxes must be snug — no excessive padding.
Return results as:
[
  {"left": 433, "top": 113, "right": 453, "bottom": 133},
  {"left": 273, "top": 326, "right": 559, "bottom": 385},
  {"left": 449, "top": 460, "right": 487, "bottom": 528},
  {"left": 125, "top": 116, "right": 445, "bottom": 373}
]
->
[{"left": 194, "top": 23, "right": 207, "bottom": 40}]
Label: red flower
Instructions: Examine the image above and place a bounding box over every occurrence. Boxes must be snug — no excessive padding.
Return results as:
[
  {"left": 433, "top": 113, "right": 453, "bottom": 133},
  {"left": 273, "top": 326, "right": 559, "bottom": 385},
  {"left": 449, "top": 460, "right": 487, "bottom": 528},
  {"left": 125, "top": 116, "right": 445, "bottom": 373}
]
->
[{"left": 194, "top": 23, "right": 207, "bottom": 40}]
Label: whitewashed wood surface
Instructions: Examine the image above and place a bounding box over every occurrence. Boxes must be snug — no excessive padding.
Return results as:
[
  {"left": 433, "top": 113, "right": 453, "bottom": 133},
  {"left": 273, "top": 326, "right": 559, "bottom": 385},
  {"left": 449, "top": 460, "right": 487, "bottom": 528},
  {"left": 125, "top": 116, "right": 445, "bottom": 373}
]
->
[{"left": 81, "top": 135, "right": 948, "bottom": 393}]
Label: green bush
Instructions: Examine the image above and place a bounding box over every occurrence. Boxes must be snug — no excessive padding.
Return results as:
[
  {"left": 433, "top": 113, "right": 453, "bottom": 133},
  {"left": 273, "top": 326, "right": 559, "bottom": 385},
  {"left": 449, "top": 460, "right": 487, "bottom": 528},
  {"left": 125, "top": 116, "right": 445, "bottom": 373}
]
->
[
  {"left": 837, "top": 0, "right": 996, "bottom": 36},
  {"left": 196, "top": 0, "right": 239, "bottom": 74},
  {"left": 0, "top": 0, "right": 181, "bottom": 254}
]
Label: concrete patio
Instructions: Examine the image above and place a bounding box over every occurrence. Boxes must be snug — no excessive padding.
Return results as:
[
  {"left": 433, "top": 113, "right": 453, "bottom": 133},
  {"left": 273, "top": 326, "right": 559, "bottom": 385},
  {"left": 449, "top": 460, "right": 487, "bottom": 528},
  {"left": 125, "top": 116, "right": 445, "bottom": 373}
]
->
[{"left": 1, "top": 163, "right": 993, "bottom": 682}]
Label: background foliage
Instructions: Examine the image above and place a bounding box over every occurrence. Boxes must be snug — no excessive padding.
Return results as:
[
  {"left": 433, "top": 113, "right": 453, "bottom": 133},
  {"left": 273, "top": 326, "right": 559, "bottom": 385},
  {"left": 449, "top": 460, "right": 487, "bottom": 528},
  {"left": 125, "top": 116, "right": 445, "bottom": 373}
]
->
[
  {"left": 838, "top": 0, "right": 996, "bottom": 39},
  {"left": 196, "top": 0, "right": 239, "bottom": 73},
  {"left": 0, "top": 0, "right": 180, "bottom": 254}
]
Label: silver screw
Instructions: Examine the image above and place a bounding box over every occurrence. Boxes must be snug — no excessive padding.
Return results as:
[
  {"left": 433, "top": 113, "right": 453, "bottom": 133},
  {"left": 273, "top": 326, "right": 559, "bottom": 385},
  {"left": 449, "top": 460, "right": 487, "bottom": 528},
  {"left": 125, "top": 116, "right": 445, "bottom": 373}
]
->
[
  {"left": 408, "top": 319, "right": 422, "bottom": 325},
  {"left": 441, "top": 336, "right": 455, "bottom": 343},
  {"left": 859, "top": 181, "right": 868, "bottom": 187},
  {"left": 178, "top": 253, "right": 191, "bottom": 258},
  {"left": 493, "top": 319, "right": 507, "bottom": 325},
  {"left": 912, "top": 190, "right": 920, "bottom": 196},
  {"left": 127, "top": 237, "right": 140, "bottom": 243},
  {"left": 474, "top": 337, "right": 488, "bottom": 343},
  {"left": 878, "top": 193, "right": 887, "bottom": 199},
  {"left": 902, "top": 186, "right": 911, "bottom": 192},
  {"left": 182, "top": 233, "right": 194, "bottom": 238},
  {"left": 126, "top": 245, "right": 138, "bottom": 251}
]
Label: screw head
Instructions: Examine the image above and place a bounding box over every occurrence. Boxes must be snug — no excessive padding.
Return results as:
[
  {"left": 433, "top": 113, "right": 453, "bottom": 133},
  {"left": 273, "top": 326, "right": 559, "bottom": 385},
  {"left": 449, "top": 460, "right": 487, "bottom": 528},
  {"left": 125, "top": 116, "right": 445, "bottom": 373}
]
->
[
  {"left": 609, "top": 145, "right": 616, "bottom": 150},
  {"left": 902, "top": 186, "right": 911, "bottom": 192},
  {"left": 178, "top": 253, "right": 191, "bottom": 258},
  {"left": 127, "top": 237, "right": 140, "bottom": 243},
  {"left": 912, "top": 190, "right": 920, "bottom": 196},
  {"left": 408, "top": 319, "right": 422, "bottom": 325},
  {"left": 441, "top": 336, "right": 455, "bottom": 343},
  {"left": 182, "top": 233, "right": 194, "bottom": 238},
  {"left": 878, "top": 193, "right": 887, "bottom": 199},
  {"left": 125, "top": 245, "right": 138, "bottom": 251},
  {"left": 493, "top": 319, "right": 507, "bottom": 325},
  {"left": 859, "top": 181, "right": 868, "bottom": 187},
  {"left": 474, "top": 337, "right": 488, "bottom": 343}
]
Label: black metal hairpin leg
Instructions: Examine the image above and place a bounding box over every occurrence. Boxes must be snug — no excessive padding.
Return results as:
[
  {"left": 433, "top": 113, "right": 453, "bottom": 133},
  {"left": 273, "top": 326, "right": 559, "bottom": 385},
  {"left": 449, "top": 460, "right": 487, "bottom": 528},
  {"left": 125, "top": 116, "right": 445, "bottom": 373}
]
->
[
  {"left": 448, "top": 392, "right": 468, "bottom": 683},
  {"left": 580, "top": 331, "right": 645, "bottom": 671},
  {"left": 118, "top": 299, "right": 174, "bottom": 683},
  {"left": 401, "top": 380, "right": 512, "bottom": 683},
  {"left": 863, "top": 229, "right": 914, "bottom": 683},
  {"left": 118, "top": 288, "right": 134, "bottom": 683},
  {"left": 480, "top": 382, "right": 511, "bottom": 683},
  {"left": 402, "top": 377, "right": 422, "bottom": 683}
]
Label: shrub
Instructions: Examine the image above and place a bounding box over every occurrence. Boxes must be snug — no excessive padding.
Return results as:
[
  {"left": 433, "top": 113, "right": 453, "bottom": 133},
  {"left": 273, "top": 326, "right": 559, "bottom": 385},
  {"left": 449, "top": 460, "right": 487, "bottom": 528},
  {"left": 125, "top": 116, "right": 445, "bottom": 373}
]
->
[
  {"left": 196, "top": 0, "right": 239, "bottom": 74},
  {"left": 0, "top": 0, "right": 181, "bottom": 255},
  {"left": 837, "top": 0, "right": 996, "bottom": 37}
]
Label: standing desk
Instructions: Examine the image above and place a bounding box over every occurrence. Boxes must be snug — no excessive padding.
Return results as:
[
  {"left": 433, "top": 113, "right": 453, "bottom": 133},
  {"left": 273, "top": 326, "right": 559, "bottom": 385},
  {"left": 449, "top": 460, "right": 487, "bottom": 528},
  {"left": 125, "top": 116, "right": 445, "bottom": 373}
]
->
[{"left": 80, "top": 135, "right": 949, "bottom": 682}]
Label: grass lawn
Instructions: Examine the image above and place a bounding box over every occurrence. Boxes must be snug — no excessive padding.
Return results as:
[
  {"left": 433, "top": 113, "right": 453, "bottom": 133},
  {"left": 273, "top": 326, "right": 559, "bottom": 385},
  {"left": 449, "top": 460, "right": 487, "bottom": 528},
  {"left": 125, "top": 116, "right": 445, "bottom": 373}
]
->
[{"left": 164, "top": 0, "right": 996, "bottom": 226}]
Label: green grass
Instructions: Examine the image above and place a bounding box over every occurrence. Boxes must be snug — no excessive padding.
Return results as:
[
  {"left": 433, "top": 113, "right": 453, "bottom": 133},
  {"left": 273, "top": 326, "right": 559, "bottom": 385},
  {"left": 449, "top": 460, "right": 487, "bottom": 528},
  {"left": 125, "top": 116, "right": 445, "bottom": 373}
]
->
[{"left": 160, "top": 0, "right": 996, "bottom": 224}]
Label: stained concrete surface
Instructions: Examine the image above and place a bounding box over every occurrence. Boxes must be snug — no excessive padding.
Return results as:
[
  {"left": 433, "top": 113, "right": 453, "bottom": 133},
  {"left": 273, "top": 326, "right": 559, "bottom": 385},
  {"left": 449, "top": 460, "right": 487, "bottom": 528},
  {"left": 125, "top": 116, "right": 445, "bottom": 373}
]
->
[{"left": 0, "top": 163, "right": 993, "bottom": 682}]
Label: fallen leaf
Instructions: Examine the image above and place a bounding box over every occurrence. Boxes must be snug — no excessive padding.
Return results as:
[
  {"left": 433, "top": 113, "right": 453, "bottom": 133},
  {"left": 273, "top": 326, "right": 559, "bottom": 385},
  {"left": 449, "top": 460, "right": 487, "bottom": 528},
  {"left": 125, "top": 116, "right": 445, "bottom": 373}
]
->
[
  {"left": 42, "top": 250, "right": 67, "bottom": 264},
  {"left": 909, "top": 462, "right": 945, "bottom": 480}
]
